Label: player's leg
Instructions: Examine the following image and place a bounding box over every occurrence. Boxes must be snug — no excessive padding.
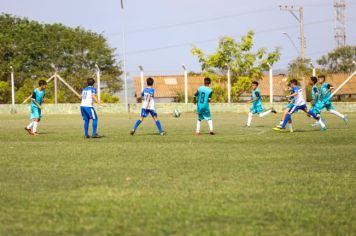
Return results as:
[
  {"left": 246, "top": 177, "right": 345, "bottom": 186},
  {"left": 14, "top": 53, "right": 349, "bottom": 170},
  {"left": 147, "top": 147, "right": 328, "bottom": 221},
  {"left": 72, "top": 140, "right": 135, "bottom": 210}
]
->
[
  {"left": 196, "top": 119, "right": 201, "bottom": 135},
  {"left": 275, "top": 106, "right": 296, "bottom": 130},
  {"left": 303, "top": 107, "right": 326, "bottom": 130},
  {"left": 327, "top": 103, "right": 348, "bottom": 123},
  {"left": 151, "top": 111, "right": 164, "bottom": 135},
  {"left": 25, "top": 119, "right": 34, "bottom": 134},
  {"left": 81, "top": 107, "right": 91, "bottom": 138},
  {"left": 279, "top": 108, "right": 289, "bottom": 126},
  {"left": 90, "top": 108, "right": 101, "bottom": 138},
  {"left": 32, "top": 118, "right": 40, "bottom": 135},
  {"left": 131, "top": 109, "right": 146, "bottom": 135}
]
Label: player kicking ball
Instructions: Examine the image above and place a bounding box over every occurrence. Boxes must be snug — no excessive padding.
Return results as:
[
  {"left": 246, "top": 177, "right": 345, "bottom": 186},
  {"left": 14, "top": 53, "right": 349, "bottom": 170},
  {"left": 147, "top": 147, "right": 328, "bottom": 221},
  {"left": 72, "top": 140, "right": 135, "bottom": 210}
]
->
[
  {"left": 309, "top": 76, "right": 326, "bottom": 127},
  {"left": 194, "top": 77, "right": 214, "bottom": 135},
  {"left": 318, "top": 75, "right": 348, "bottom": 123},
  {"left": 130, "top": 77, "right": 165, "bottom": 136},
  {"left": 25, "top": 80, "right": 47, "bottom": 136},
  {"left": 80, "top": 78, "right": 101, "bottom": 139},
  {"left": 277, "top": 82, "right": 294, "bottom": 132},
  {"left": 273, "top": 79, "right": 327, "bottom": 132},
  {"left": 246, "top": 81, "right": 277, "bottom": 127}
]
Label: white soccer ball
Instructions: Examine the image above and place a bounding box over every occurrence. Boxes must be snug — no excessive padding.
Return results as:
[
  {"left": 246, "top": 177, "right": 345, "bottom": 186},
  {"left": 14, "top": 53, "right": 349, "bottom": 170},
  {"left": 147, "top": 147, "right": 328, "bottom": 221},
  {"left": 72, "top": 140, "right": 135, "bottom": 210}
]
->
[{"left": 173, "top": 109, "right": 181, "bottom": 118}]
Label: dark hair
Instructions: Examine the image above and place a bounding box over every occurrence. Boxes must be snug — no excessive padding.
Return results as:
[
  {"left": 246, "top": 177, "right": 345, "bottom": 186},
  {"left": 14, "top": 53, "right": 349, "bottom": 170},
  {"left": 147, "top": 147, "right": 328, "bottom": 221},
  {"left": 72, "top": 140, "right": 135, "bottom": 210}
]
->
[
  {"left": 252, "top": 81, "right": 259, "bottom": 86},
  {"left": 310, "top": 76, "right": 317, "bottom": 84},
  {"left": 147, "top": 77, "right": 154, "bottom": 86},
  {"left": 87, "top": 78, "right": 95, "bottom": 86},
  {"left": 204, "top": 77, "right": 211, "bottom": 85},
  {"left": 290, "top": 79, "right": 298, "bottom": 85},
  {"left": 318, "top": 75, "right": 326, "bottom": 81},
  {"left": 39, "top": 80, "right": 47, "bottom": 86}
]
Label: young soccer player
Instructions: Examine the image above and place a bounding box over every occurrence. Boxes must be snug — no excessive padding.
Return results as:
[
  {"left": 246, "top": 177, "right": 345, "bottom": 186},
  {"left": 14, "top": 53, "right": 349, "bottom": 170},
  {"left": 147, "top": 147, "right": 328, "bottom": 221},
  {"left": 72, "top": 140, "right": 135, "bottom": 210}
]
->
[
  {"left": 194, "top": 77, "right": 214, "bottom": 135},
  {"left": 318, "top": 75, "right": 348, "bottom": 123},
  {"left": 309, "top": 76, "right": 325, "bottom": 127},
  {"left": 130, "top": 77, "right": 165, "bottom": 135},
  {"left": 273, "top": 79, "right": 326, "bottom": 131},
  {"left": 246, "top": 81, "right": 277, "bottom": 127},
  {"left": 277, "top": 82, "right": 294, "bottom": 132},
  {"left": 80, "top": 78, "right": 101, "bottom": 139},
  {"left": 25, "top": 80, "right": 47, "bottom": 136}
]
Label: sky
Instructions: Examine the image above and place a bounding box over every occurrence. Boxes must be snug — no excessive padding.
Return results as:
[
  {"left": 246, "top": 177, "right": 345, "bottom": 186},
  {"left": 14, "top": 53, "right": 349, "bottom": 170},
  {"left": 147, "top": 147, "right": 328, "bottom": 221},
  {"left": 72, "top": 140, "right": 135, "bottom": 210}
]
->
[{"left": 1, "top": 0, "right": 356, "bottom": 79}]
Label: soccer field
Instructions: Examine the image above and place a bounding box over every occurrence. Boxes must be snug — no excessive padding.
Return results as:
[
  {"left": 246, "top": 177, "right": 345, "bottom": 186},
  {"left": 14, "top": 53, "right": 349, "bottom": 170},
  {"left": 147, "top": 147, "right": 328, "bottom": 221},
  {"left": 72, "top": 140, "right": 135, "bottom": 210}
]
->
[{"left": 0, "top": 112, "right": 355, "bottom": 235}]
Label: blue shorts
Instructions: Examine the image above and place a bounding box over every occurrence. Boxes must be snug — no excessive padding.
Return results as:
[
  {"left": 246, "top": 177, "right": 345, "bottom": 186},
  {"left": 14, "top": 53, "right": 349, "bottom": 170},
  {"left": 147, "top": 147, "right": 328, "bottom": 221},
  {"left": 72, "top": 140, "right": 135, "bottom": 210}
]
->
[
  {"left": 141, "top": 109, "right": 157, "bottom": 118},
  {"left": 80, "top": 106, "right": 98, "bottom": 120},
  {"left": 288, "top": 104, "right": 307, "bottom": 114},
  {"left": 198, "top": 109, "right": 211, "bottom": 121},
  {"left": 31, "top": 106, "right": 42, "bottom": 119}
]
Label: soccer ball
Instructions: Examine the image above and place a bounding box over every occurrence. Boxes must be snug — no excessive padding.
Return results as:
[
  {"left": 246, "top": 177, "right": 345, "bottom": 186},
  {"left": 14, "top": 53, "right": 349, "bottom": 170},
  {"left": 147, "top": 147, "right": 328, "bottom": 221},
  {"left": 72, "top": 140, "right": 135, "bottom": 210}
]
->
[{"left": 173, "top": 109, "right": 181, "bottom": 118}]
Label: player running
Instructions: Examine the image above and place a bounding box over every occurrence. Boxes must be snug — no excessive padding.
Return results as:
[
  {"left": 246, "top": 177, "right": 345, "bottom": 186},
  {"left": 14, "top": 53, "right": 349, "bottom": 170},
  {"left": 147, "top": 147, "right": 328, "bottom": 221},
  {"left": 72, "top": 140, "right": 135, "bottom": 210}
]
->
[
  {"left": 277, "top": 82, "right": 294, "bottom": 132},
  {"left": 80, "top": 78, "right": 101, "bottom": 139},
  {"left": 25, "top": 80, "right": 47, "bottom": 136},
  {"left": 130, "top": 77, "right": 165, "bottom": 136},
  {"left": 318, "top": 75, "right": 348, "bottom": 123},
  {"left": 246, "top": 81, "right": 277, "bottom": 127},
  {"left": 309, "top": 76, "right": 326, "bottom": 127},
  {"left": 194, "top": 77, "right": 214, "bottom": 135},
  {"left": 273, "top": 79, "right": 327, "bottom": 132}
]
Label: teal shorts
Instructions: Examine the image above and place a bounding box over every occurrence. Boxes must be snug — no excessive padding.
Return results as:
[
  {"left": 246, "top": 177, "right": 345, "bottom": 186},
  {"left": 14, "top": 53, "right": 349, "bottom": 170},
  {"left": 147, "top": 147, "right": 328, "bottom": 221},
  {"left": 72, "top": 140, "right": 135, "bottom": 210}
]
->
[
  {"left": 31, "top": 106, "right": 42, "bottom": 119},
  {"left": 286, "top": 103, "right": 294, "bottom": 109},
  {"left": 310, "top": 102, "right": 323, "bottom": 114},
  {"left": 322, "top": 101, "right": 334, "bottom": 111},
  {"left": 251, "top": 104, "right": 264, "bottom": 114},
  {"left": 198, "top": 109, "right": 211, "bottom": 121}
]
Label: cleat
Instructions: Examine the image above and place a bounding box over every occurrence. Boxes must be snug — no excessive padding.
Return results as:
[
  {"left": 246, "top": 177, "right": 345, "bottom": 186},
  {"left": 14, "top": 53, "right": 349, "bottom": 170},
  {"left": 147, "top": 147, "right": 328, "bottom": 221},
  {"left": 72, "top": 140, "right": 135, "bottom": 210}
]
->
[
  {"left": 130, "top": 129, "right": 135, "bottom": 135},
  {"left": 209, "top": 131, "right": 215, "bottom": 135},
  {"left": 311, "top": 121, "right": 320, "bottom": 127},
  {"left": 25, "top": 127, "right": 32, "bottom": 135},
  {"left": 159, "top": 131, "right": 166, "bottom": 136},
  {"left": 92, "top": 134, "right": 102, "bottom": 139},
  {"left": 273, "top": 126, "right": 284, "bottom": 132},
  {"left": 84, "top": 135, "right": 90, "bottom": 139},
  {"left": 343, "top": 115, "right": 348, "bottom": 124},
  {"left": 289, "top": 128, "right": 294, "bottom": 133},
  {"left": 271, "top": 108, "right": 277, "bottom": 114},
  {"left": 320, "top": 127, "right": 327, "bottom": 132}
]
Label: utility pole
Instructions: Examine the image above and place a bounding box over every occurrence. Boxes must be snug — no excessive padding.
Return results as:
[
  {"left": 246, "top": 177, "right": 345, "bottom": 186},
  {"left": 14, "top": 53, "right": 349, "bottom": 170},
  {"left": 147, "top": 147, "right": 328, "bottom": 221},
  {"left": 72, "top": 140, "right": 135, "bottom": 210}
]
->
[
  {"left": 280, "top": 5, "right": 306, "bottom": 97},
  {"left": 334, "top": 0, "right": 346, "bottom": 48}
]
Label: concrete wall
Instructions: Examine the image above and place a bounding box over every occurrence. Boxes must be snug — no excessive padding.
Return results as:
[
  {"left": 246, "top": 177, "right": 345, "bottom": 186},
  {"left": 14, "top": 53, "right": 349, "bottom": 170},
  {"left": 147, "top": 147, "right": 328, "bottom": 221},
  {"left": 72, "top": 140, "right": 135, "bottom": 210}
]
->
[{"left": 1, "top": 102, "right": 356, "bottom": 115}]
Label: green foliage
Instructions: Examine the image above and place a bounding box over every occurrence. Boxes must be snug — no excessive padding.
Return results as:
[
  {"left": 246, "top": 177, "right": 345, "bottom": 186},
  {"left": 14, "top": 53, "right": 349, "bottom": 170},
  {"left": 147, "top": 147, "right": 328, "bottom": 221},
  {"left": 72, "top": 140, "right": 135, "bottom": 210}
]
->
[
  {"left": 0, "top": 14, "right": 122, "bottom": 104},
  {"left": 0, "top": 81, "right": 11, "bottom": 103},
  {"left": 192, "top": 31, "right": 280, "bottom": 101},
  {"left": 317, "top": 45, "right": 356, "bottom": 73},
  {"left": 287, "top": 58, "right": 312, "bottom": 82},
  {"left": 101, "top": 92, "right": 119, "bottom": 103}
]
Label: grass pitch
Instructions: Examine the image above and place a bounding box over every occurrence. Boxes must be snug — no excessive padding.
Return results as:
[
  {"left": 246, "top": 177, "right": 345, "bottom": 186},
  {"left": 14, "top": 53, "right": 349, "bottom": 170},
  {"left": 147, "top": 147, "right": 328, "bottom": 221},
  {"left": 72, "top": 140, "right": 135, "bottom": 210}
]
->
[{"left": 0, "top": 112, "right": 355, "bottom": 235}]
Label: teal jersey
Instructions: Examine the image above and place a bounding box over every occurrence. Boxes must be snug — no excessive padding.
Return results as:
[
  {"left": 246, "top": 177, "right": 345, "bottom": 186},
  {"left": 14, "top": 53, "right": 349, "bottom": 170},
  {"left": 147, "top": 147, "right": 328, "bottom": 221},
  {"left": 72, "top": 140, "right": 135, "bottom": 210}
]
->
[
  {"left": 288, "top": 89, "right": 295, "bottom": 104},
  {"left": 251, "top": 88, "right": 262, "bottom": 107},
  {"left": 196, "top": 86, "right": 213, "bottom": 112},
  {"left": 311, "top": 85, "right": 320, "bottom": 101},
  {"left": 320, "top": 82, "right": 332, "bottom": 102},
  {"left": 31, "top": 88, "right": 45, "bottom": 108}
]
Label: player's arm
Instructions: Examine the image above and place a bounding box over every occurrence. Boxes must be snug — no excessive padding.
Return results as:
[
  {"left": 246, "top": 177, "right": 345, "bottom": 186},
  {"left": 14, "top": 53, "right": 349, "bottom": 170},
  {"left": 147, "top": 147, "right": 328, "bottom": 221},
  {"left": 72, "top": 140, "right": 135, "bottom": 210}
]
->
[
  {"left": 208, "top": 91, "right": 213, "bottom": 103},
  {"left": 193, "top": 91, "right": 198, "bottom": 104},
  {"left": 92, "top": 94, "right": 101, "bottom": 106},
  {"left": 31, "top": 92, "right": 42, "bottom": 109},
  {"left": 311, "top": 87, "right": 319, "bottom": 105},
  {"left": 286, "top": 92, "right": 298, "bottom": 98},
  {"left": 324, "top": 84, "right": 334, "bottom": 95}
]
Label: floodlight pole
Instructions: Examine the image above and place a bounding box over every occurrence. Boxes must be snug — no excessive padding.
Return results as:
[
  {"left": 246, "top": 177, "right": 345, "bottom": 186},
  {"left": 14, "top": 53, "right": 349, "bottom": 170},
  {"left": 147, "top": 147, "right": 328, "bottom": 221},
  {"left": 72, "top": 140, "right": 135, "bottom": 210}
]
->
[
  {"left": 51, "top": 64, "right": 58, "bottom": 105},
  {"left": 310, "top": 63, "right": 316, "bottom": 77},
  {"left": 226, "top": 64, "right": 231, "bottom": 103},
  {"left": 139, "top": 65, "right": 144, "bottom": 92},
  {"left": 182, "top": 64, "right": 188, "bottom": 104},
  {"left": 331, "top": 61, "right": 356, "bottom": 98},
  {"left": 121, "top": 0, "right": 128, "bottom": 112},
  {"left": 267, "top": 63, "right": 273, "bottom": 105},
  {"left": 95, "top": 64, "right": 101, "bottom": 103},
  {"left": 10, "top": 66, "right": 15, "bottom": 112}
]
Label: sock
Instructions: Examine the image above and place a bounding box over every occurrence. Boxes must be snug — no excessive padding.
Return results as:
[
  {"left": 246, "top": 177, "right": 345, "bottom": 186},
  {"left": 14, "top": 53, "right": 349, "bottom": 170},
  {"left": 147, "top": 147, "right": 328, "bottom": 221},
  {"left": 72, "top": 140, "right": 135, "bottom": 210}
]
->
[
  {"left": 196, "top": 120, "right": 201, "bottom": 133},
  {"left": 208, "top": 120, "right": 213, "bottom": 131},
  {"left": 247, "top": 112, "right": 253, "bottom": 126},
  {"left": 318, "top": 118, "right": 326, "bottom": 128},
  {"left": 92, "top": 118, "right": 98, "bottom": 135},
  {"left": 155, "top": 120, "right": 163, "bottom": 133},
  {"left": 27, "top": 122, "right": 34, "bottom": 130},
  {"left": 279, "top": 120, "right": 283, "bottom": 125},
  {"left": 329, "top": 110, "right": 345, "bottom": 119},
  {"left": 307, "top": 110, "right": 318, "bottom": 119},
  {"left": 281, "top": 114, "right": 291, "bottom": 128},
  {"left": 288, "top": 123, "right": 293, "bottom": 130},
  {"left": 259, "top": 109, "right": 272, "bottom": 118},
  {"left": 84, "top": 119, "right": 89, "bottom": 136},
  {"left": 33, "top": 121, "right": 39, "bottom": 133},
  {"left": 133, "top": 120, "right": 142, "bottom": 130}
]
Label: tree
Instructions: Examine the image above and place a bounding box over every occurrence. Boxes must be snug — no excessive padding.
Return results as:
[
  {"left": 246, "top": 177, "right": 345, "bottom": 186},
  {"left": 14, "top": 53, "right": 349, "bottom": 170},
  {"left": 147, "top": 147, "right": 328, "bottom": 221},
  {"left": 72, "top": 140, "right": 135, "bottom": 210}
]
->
[
  {"left": 191, "top": 31, "right": 280, "bottom": 102},
  {"left": 0, "top": 14, "right": 122, "bottom": 103},
  {"left": 317, "top": 45, "right": 356, "bottom": 73}
]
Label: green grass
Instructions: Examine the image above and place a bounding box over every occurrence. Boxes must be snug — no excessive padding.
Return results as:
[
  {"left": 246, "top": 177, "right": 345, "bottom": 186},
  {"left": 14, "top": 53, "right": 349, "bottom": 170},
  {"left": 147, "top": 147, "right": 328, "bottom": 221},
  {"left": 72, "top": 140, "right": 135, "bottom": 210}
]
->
[{"left": 0, "top": 112, "right": 355, "bottom": 235}]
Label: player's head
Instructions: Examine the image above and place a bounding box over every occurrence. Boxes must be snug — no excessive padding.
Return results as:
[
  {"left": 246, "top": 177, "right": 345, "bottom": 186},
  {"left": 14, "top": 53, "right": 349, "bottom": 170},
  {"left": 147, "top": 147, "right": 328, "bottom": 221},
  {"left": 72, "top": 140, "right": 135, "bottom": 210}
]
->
[
  {"left": 252, "top": 81, "right": 259, "bottom": 90},
  {"left": 318, "top": 75, "right": 326, "bottom": 84},
  {"left": 38, "top": 80, "right": 47, "bottom": 89},
  {"left": 87, "top": 78, "right": 95, "bottom": 86},
  {"left": 146, "top": 77, "right": 154, "bottom": 86},
  {"left": 310, "top": 76, "right": 317, "bottom": 85},
  {"left": 204, "top": 77, "right": 211, "bottom": 86},
  {"left": 290, "top": 79, "right": 298, "bottom": 87}
]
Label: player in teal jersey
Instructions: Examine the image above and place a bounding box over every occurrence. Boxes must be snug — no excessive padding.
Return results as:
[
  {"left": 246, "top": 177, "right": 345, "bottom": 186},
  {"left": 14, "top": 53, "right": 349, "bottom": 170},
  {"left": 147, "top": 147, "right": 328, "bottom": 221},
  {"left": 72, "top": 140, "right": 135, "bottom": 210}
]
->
[
  {"left": 246, "top": 81, "right": 276, "bottom": 127},
  {"left": 194, "top": 77, "right": 214, "bottom": 135},
  {"left": 25, "top": 80, "right": 47, "bottom": 136},
  {"left": 277, "top": 82, "right": 294, "bottom": 132},
  {"left": 318, "top": 75, "right": 348, "bottom": 123}
]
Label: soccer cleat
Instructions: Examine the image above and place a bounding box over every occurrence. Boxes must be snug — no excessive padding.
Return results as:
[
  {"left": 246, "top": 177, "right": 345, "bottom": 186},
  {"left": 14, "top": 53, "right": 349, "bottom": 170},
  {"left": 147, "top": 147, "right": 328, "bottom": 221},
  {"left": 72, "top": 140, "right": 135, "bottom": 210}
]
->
[
  {"left": 343, "top": 115, "right": 348, "bottom": 124},
  {"left": 273, "top": 126, "right": 284, "bottom": 132},
  {"left": 311, "top": 121, "right": 320, "bottom": 127},
  {"left": 84, "top": 135, "right": 90, "bottom": 139},
  {"left": 130, "top": 129, "right": 135, "bottom": 135},
  {"left": 320, "top": 127, "right": 327, "bottom": 132},
  {"left": 159, "top": 131, "right": 166, "bottom": 136},
  {"left": 92, "top": 134, "right": 102, "bottom": 139},
  {"left": 271, "top": 108, "right": 277, "bottom": 114},
  {"left": 25, "top": 127, "right": 32, "bottom": 135},
  {"left": 209, "top": 131, "right": 215, "bottom": 135}
]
